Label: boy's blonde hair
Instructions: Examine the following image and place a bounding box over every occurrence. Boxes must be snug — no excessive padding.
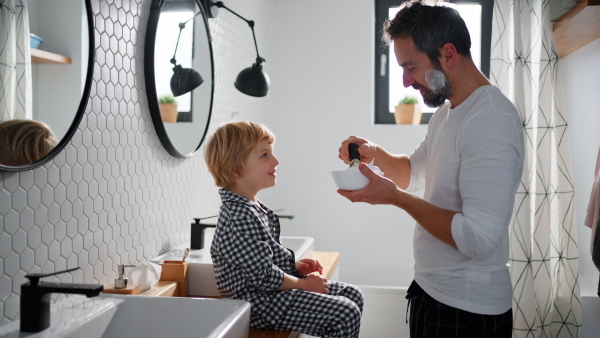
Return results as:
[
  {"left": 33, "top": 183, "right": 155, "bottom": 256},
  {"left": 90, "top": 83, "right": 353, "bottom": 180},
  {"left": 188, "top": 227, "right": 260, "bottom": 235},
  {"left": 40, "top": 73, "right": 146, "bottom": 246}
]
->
[
  {"left": 0, "top": 119, "right": 58, "bottom": 166},
  {"left": 204, "top": 121, "right": 275, "bottom": 189}
]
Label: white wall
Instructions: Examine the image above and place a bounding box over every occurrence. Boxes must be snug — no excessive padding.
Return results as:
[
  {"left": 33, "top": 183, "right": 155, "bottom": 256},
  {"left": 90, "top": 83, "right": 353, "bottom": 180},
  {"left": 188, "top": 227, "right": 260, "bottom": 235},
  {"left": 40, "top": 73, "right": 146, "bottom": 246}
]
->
[
  {"left": 560, "top": 38, "right": 600, "bottom": 295},
  {"left": 273, "top": 0, "right": 425, "bottom": 280},
  {"left": 0, "top": 0, "right": 280, "bottom": 324},
  {"left": 273, "top": 0, "right": 600, "bottom": 290}
]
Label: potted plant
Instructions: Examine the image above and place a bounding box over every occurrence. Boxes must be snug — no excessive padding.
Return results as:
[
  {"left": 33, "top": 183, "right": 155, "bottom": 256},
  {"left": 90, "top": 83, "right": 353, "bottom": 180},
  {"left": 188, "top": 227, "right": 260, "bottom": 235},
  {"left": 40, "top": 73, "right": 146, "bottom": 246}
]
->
[
  {"left": 394, "top": 95, "right": 422, "bottom": 125},
  {"left": 158, "top": 94, "right": 178, "bottom": 123}
]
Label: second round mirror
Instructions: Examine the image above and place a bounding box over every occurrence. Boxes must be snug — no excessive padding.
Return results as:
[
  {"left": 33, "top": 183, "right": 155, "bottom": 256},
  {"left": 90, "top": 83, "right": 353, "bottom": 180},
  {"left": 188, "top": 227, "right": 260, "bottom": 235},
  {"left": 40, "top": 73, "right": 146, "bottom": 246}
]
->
[{"left": 145, "top": 0, "right": 214, "bottom": 158}]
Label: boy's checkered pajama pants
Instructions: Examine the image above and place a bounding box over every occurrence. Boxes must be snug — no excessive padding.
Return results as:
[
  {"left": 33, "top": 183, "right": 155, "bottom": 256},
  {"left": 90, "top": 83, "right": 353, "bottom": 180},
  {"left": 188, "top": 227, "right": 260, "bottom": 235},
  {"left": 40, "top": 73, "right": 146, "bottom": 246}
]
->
[{"left": 255, "top": 280, "right": 364, "bottom": 338}]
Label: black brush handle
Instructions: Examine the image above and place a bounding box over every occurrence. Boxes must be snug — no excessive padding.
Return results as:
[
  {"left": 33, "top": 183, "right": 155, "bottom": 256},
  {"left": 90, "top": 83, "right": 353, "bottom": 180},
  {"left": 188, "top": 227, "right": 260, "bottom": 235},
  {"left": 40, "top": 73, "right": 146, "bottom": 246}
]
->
[{"left": 349, "top": 143, "right": 361, "bottom": 163}]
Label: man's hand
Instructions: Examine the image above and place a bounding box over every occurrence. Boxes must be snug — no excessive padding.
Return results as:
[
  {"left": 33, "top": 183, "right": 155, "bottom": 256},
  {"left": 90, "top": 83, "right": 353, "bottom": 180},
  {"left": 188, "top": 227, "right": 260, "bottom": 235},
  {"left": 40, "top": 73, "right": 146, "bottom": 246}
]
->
[
  {"left": 337, "top": 162, "right": 403, "bottom": 206},
  {"left": 338, "top": 136, "right": 379, "bottom": 165},
  {"left": 338, "top": 164, "right": 458, "bottom": 249}
]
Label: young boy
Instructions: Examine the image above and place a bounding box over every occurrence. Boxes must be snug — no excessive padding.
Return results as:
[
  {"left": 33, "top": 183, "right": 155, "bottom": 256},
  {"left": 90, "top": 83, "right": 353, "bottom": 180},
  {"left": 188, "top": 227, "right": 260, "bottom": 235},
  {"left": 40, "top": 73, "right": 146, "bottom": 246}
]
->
[{"left": 204, "top": 121, "right": 363, "bottom": 337}]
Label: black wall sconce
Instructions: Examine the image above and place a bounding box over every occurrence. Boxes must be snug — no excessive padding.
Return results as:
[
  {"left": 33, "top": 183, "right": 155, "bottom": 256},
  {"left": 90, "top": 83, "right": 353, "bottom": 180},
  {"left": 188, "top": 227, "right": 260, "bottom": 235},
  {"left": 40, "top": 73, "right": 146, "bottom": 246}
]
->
[
  {"left": 200, "top": 0, "right": 270, "bottom": 97},
  {"left": 170, "top": 12, "right": 204, "bottom": 97}
]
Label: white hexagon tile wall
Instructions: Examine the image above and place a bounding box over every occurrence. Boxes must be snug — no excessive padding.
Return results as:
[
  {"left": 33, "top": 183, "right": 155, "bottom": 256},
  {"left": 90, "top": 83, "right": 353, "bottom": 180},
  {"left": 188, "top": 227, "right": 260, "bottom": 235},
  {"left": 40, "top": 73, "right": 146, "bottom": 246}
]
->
[{"left": 0, "top": 0, "right": 279, "bottom": 325}]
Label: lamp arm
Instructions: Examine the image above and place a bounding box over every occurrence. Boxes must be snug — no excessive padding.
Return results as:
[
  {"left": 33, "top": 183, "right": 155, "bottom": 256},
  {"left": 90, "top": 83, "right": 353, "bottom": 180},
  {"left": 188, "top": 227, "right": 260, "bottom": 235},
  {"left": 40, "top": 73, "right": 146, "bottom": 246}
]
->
[
  {"left": 171, "top": 26, "right": 184, "bottom": 65},
  {"left": 249, "top": 24, "right": 264, "bottom": 64},
  {"left": 214, "top": 1, "right": 264, "bottom": 63},
  {"left": 171, "top": 11, "right": 203, "bottom": 66}
]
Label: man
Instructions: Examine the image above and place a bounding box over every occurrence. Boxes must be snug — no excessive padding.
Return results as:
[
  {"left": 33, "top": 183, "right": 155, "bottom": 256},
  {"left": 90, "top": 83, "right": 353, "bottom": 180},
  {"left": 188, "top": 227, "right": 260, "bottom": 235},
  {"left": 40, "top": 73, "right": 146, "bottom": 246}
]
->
[{"left": 338, "top": 1, "right": 524, "bottom": 337}]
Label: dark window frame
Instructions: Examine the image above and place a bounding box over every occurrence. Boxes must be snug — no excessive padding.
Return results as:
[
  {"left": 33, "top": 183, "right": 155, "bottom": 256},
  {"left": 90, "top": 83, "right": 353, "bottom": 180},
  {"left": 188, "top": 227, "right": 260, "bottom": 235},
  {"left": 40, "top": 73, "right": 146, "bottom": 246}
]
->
[{"left": 374, "top": 0, "right": 493, "bottom": 124}]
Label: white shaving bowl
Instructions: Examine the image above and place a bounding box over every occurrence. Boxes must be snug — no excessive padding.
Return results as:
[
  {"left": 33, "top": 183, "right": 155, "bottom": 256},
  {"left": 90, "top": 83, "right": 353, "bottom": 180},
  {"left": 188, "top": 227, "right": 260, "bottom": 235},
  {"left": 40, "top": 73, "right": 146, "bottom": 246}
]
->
[{"left": 331, "top": 164, "right": 382, "bottom": 191}]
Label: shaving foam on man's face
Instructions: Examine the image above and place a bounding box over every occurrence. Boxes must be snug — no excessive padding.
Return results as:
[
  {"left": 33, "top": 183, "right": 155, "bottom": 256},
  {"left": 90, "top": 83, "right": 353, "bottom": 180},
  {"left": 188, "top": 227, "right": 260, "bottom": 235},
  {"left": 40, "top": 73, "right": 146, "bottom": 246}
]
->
[
  {"left": 425, "top": 69, "right": 446, "bottom": 92},
  {"left": 422, "top": 68, "right": 453, "bottom": 108}
]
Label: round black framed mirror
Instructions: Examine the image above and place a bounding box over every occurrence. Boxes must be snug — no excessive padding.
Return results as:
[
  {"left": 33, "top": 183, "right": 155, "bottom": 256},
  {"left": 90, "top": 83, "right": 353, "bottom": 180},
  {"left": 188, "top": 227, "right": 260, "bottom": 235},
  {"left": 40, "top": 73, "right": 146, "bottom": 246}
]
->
[
  {"left": 145, "top": 0, "right": 214, "bottom": 158},
  {"left": 0, "top": 0, "right": 95, "bottom": 171}
]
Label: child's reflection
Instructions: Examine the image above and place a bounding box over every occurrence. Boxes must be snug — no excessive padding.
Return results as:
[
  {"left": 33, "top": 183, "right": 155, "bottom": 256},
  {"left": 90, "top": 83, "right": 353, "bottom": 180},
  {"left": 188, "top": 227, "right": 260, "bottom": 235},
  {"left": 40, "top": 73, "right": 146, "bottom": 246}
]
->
[{"left": 0, "top": 119, "right": 58, "bottom": 166}]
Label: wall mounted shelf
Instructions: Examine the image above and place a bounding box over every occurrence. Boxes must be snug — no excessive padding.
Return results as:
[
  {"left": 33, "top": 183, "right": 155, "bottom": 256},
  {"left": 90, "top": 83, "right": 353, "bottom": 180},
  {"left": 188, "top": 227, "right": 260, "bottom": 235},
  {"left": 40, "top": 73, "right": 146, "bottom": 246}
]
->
[
  {"left": 553, "top": 0, "right": 600, "bottom": 58},
  {"left": 30, "top": 48, "right": 72, "bottom": 64}
]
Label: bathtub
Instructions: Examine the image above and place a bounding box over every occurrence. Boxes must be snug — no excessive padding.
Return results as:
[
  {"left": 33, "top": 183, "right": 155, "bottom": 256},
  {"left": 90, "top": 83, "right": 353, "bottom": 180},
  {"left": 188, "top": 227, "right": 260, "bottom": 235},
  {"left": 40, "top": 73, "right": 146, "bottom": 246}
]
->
[
  {"left": 343, "top": 265, "right": 600, "bottom": 338},
  {"left": 343, "top": 264, "right": 412, "bottom": 338}
]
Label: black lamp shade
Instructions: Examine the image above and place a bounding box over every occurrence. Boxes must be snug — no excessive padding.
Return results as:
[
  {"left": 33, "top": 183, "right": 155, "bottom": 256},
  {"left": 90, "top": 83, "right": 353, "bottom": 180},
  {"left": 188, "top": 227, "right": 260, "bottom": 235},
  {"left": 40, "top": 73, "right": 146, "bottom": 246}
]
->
[
  {"left": 234, "top": 63, "right": 270, "bottom": 97},
  {"left": 170, "top": 65, "right": 203, "bottom": 97}
]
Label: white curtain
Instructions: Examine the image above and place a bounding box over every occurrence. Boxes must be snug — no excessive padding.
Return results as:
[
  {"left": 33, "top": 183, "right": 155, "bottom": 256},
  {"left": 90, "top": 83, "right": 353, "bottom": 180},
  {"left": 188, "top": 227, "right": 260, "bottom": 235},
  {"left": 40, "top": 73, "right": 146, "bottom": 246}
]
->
[
  {"left": 0, "top": 0, "right": 32, "bottom": 121},
  {"left": 490, "top": 0, "right": 581, "bottom": 337}
]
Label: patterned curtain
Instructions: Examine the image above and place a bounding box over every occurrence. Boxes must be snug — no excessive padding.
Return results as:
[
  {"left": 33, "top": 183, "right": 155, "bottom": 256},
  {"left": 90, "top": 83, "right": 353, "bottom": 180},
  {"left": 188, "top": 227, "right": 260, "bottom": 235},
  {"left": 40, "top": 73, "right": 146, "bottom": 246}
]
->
[
  {"left": 0, "top": 0, "right": 32, "bottom": 121},
  {"left": 490, "top": 0, "right": 581, "bottom": 337}
]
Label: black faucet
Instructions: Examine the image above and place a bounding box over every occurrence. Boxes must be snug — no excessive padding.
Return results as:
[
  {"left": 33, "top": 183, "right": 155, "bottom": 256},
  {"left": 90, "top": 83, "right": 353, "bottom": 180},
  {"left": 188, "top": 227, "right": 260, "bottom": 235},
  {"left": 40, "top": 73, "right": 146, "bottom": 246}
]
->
[
  {"left": 20, "top": 267, "right": 104, "bottom": 333},
  {"left": 191, "top": 218, "right": 217, "bottom": 250},
  {"left": 190, "top": 213, "right": 294, "bottom": 249}
]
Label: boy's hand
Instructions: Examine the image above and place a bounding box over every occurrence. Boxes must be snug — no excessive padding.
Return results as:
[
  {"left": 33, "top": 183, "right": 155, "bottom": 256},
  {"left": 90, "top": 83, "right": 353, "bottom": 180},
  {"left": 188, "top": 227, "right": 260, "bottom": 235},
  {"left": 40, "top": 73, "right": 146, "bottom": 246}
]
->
[
  {"left": 301, "top": 274, "right": 329, "bottom": 294},
  {"left": 296, "top": 258, "right": 323, "bottom": 276}
]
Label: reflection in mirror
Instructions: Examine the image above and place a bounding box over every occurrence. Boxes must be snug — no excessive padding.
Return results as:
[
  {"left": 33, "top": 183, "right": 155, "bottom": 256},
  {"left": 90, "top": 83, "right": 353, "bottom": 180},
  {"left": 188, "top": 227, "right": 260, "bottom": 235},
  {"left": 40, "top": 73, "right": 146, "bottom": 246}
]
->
[
  {"left": 0, "top": 119, "right": 58, "bottom": 166},
  {"left": 145, "top": 0, "right": 214, "bottom": 158},
  {"left": 167, "top": 11, "right": 204, "bottom": 98},
  {"left": 0, "top": 0, "right": 94, "bottom": 171},
  {"left": 157, "top": 6, "right": 196, "bottom": 118}
]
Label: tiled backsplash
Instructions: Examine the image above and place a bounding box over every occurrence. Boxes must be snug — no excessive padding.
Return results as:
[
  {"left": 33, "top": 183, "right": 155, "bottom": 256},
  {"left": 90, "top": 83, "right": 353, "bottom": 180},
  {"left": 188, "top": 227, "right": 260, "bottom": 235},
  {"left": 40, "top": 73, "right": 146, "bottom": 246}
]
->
[{"left": 0, "top": 0, "right": 278, "bottom": 325}]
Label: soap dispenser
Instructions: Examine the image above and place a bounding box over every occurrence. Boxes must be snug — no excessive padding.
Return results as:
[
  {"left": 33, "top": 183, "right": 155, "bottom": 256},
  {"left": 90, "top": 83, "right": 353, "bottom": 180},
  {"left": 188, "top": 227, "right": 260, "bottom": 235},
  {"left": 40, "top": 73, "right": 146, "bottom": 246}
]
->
[
  {"left": 114, "top": 264, "right": 136, "bottom": 289},
  {"left": 102, "top": 264, "right": 140, "bottom": 295}
]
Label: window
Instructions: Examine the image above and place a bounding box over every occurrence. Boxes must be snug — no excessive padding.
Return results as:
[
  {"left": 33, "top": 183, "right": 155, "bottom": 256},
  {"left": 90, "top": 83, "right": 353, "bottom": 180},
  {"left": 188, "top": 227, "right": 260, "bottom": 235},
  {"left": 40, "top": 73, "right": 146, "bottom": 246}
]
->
[{"left": 374, "top": 0, "right": 493, "bottom": 124}]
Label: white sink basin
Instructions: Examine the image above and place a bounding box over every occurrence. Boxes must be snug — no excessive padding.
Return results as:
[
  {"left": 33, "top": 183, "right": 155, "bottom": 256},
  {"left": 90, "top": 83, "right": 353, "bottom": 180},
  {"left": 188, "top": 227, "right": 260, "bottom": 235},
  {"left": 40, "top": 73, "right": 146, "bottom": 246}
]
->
[
  {"left": 151, "top": 236, "right": 315, "bottom": 297},
  {"left": 0, "top": 294, "right": 250, "bottom": 337},
  {"left": 97, "top": 295, "right": 249, "bottom": 338},
  {"left": 280, "top": 236, "right": 315, "bottom": 260}
]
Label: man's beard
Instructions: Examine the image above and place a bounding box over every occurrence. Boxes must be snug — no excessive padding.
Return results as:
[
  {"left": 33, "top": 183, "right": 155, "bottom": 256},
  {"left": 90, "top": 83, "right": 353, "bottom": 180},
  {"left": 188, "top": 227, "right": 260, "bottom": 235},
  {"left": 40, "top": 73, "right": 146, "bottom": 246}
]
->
[{"left": 418, "top": 68, "right": 453, "bottom": 108}]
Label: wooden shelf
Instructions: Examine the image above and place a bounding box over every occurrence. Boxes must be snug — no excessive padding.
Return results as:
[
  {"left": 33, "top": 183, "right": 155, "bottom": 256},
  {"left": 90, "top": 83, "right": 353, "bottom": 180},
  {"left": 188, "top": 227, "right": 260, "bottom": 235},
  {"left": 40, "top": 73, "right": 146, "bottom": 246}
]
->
[
  {"left": 30, "top": 48, "right": 72, "bottom": 64},
  {"left": 141, "top": 280, "right": 178, "bottom": 297},
  {"left": 249, "top": 329, "right": 299, "bottom": 338},
  {"left": 553, "top": 0, "right": 600, "bottom": 58}
]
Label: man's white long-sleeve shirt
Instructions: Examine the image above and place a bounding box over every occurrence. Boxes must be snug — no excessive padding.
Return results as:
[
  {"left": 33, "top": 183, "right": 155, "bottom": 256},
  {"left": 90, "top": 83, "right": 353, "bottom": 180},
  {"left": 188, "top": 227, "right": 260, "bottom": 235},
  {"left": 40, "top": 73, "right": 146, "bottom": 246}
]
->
[{"left": 407, "top": 85, "right": 524, "bottom": 315}]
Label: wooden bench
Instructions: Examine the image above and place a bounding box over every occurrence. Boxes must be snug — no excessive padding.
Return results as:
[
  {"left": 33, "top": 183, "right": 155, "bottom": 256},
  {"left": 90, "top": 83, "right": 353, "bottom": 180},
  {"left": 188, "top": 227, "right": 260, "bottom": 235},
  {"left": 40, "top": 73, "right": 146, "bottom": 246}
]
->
[
  {"left": 249, "top": 328, "right": 301, "bottom": 338},
  {"left": 142, "top": 280, "right": 179, "bottom": 297}
]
